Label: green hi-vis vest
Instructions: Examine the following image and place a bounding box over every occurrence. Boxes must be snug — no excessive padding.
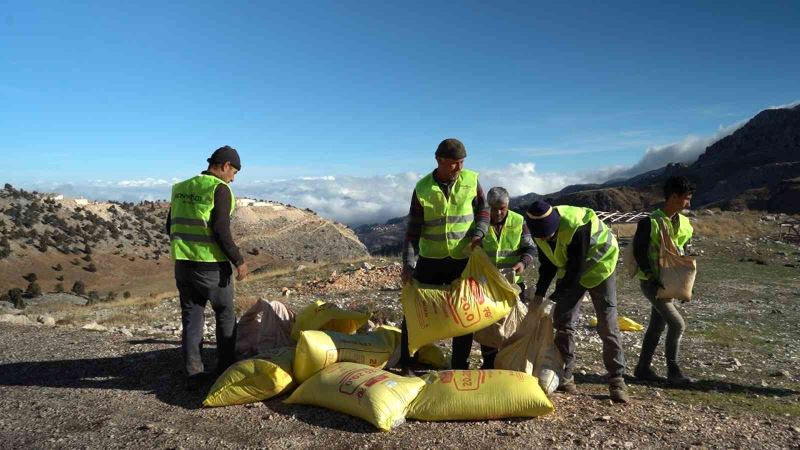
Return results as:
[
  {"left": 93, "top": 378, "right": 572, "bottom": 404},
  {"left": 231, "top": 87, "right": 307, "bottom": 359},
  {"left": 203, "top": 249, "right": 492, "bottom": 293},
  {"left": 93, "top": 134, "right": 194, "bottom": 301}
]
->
[
  {"left": 534, "top": 205, "right": 619, "bottom": 289},
  {"left": 416, "top": 169, "right": 478, "bottom": 259},
  {"left": 170, "top": 174, "right": 236, "bottom": 263},
  {"left": 636, "top": 209, "right": 693, "bottom": 280},
  {"left": 483, "top": 210, "right": 524, "bottom": 283}
]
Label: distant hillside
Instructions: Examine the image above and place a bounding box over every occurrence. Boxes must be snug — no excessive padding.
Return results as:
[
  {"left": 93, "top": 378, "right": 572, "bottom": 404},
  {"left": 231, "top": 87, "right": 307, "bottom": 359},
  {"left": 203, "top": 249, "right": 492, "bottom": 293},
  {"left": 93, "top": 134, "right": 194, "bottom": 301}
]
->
[
  {"left": 516, "top": 104, "right": 800, "bottom": 214},
  {"left": 353, "top": 217, "right": 407, "bottom": 256},
  {"left": 0, "top": 184, "right": 368, "bottom": 298}
]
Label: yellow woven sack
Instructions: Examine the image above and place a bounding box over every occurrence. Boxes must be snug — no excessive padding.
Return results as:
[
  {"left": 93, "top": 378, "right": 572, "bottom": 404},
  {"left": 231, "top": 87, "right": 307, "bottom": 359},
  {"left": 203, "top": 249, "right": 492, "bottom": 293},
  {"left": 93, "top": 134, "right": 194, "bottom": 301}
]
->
[
  {"left": 291, "top": 300, "right": 370, "bottom": 340},
  {"left": 284, "top": 362, "right": 425, "bottom": 431},
  {"left": 588, "top": 315, "right": 644, "bottom": 332},
  {"left": 203, "top": 347, "right": 295, "bottom": 407},
  {"left": 416, "top": 344, "right": 450, "bottom": 369},
  {"left": 408, "top": 370, "right": 554, "bottom": 421},
  {"left": 401, "top": 248, "right": 519, "bottom": 355},
  {"left": 294, "top": 327, "right": 400, "bottom": 382}
]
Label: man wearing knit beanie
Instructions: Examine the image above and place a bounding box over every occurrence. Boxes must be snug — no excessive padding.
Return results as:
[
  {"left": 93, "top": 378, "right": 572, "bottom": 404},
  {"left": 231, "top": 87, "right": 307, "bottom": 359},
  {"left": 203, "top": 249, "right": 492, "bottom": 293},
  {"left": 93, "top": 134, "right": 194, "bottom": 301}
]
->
[
  {"left": 525, "top": 200, "right": 629, "bottom": 403},
  {"left": 397, "top": 138, "right": 490, "bottom": 374}
]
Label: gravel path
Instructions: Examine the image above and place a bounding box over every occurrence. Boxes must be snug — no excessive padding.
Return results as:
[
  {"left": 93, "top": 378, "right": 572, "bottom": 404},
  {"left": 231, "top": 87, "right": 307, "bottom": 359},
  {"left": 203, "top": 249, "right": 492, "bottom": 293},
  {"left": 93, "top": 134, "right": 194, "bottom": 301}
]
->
[{"left": 1, "top": 324, "right": 798, "bottom": 449}]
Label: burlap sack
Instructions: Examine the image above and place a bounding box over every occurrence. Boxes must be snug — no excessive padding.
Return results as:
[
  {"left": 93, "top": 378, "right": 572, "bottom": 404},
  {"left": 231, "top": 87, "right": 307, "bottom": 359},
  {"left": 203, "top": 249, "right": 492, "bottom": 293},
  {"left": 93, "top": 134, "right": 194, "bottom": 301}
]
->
[
  {"left": 235, "top": 299, "right": 295, "bottom": 359},
  {"left": 655, "top": 218, "right": 697, "bottom": 301}
]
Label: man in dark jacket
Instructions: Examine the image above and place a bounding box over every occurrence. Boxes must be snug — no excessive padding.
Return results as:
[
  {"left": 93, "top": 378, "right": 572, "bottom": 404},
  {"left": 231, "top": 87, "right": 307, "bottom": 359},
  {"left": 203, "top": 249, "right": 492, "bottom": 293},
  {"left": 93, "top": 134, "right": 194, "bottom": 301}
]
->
[
  {"left": 166, "top": 145, "right": 249, "bottom": 389},
  {"left": 526, "top": 200, "right": 628, "bottom": 403},
  {"left": 399, "top": 138, "right": 489, "bottom": 373}
]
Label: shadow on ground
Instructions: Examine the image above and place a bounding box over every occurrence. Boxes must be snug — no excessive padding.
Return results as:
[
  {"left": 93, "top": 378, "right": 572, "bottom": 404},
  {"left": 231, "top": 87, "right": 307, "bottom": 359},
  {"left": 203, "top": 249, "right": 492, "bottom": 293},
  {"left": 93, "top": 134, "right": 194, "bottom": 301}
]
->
[
  {"left": 263, "top": 400, "right": 377, "bottom": 434},
  {"left": 0, "top": 338, "right": 219, "bottom": 410},
  {"left": 576, "top": 372, "right": 799, "bottom": 398}
]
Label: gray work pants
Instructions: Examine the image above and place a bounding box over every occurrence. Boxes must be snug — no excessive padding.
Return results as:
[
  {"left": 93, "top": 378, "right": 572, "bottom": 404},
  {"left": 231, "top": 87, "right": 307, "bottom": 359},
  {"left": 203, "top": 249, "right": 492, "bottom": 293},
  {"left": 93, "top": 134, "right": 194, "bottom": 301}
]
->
[
  {"left": 639, "top": 280, "right": 686, "bottom": 369},
  {"left": 175, "top": 264, "right": 237, "bottom": 376},
  {"left": 552, "top": 271, "right": 626, "bottom": 379}
]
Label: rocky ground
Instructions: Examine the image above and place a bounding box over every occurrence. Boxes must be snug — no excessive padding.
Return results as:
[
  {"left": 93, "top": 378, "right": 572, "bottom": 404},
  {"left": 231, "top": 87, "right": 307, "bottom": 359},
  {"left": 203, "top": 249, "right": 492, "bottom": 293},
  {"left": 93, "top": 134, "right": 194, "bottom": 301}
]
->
[{"left": 2, "top": 231, "right": 800, "bottom": 449}]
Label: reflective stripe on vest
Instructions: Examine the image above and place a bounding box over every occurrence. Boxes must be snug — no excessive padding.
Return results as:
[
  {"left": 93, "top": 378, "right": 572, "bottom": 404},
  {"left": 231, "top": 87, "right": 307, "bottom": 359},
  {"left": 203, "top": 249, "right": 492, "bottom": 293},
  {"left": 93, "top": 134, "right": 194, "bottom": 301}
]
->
[
  {"left": 636, "top": 209, "right": 694, "bottom": 280},
  {"left": 169, "top": 174, "right": 236, "bottom": 263},
  {"left": 534, "top": 205, "right": 619, "bottom": 289},
  {"left": 483, "top": 210, "right": 523, "bottom": 282},
  {"left": 416, "top": 169, "right": 478, "bottom": 259}
]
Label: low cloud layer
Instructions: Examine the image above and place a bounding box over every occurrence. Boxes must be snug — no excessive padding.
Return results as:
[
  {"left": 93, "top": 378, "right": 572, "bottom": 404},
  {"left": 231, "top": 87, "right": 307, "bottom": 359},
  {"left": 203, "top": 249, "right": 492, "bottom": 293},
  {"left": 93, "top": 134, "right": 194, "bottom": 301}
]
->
[{"left": 9, "top": 164, "right": 605, "bottom": 226}]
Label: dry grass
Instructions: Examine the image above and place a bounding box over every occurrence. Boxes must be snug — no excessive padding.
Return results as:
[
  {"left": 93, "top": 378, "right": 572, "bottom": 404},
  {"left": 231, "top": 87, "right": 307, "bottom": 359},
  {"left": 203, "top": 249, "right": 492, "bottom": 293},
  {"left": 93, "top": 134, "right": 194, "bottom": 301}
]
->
[
  {"left": 691, "top": 210, "right": 775, "bottom": 239},
  {"left": 610, "top": 210, "right": 780, "bottom": 240},
  {"left": 99, "top": 310, "right": 162, "bottom": 326}
]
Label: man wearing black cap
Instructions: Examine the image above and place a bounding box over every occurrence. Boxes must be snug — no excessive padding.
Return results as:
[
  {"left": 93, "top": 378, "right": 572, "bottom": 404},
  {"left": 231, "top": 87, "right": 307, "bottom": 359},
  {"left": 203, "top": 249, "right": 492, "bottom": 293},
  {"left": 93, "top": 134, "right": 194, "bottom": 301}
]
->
[
  {"left": 525, "top": 200, "right": 628, "bottom": 403},
  {"left": 399, "top": 138, "right": 490, "bottom": 374},
  {"left": 166, "top": 145, "right": 248, "bottom": 390}
]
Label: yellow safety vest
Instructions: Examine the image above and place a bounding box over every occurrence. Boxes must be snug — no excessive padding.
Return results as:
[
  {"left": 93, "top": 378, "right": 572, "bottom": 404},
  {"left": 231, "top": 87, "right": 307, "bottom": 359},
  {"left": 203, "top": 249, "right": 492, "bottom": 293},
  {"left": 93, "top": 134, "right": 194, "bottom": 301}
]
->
[
  {"left": 169, "top": 174, "right": 235, "bottom": 262},
  {"left": 416, "top": 169, "right": 478, "bottom": 259},
  {"left": 483, "top": 210, "right": 523, "bottom": 283},
  {"left": 534, "top": 205, "right": 618, "bottom": 289},
  {"left": 636, "top": 209, "right": 693, "bottom": 280}
]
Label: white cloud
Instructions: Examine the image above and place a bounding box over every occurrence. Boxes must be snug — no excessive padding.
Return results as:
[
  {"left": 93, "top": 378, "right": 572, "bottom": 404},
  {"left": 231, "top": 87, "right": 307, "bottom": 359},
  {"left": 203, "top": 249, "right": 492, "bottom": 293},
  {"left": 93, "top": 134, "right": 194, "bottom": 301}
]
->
[
  {"left": 768, "top": 99, "right": 800, "bottom": 110},
  {"left": 116, "top": 178, "right": 172, "bottom": 188},
  {"left": 480, "top": 163, "right": 586, "bottom": 198},
  {"left": 235, "top": 173, "right": 421, "bottom": 225},
  {"left": 607, "top": 120, "right": 745, "bottom": 180}
]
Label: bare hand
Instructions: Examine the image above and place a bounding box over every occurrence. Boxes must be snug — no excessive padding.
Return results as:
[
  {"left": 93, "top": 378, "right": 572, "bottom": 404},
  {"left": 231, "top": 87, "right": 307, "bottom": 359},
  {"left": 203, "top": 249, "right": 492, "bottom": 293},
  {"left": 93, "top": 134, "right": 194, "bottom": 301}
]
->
[
  {"left": 469, "top": 236, "right": 482, "bottom": 250},
  {"left": 512, "top": 262, "right": 525, "bottom": 274},
  {"left": 532, "top": 294, "right": 544, "bottom": 306},
  {"left": 401, "top": 266, "right": 414, "bottom": 285},
  {"left": 236, "top": 262, "right": 249, "bottom": 281}
]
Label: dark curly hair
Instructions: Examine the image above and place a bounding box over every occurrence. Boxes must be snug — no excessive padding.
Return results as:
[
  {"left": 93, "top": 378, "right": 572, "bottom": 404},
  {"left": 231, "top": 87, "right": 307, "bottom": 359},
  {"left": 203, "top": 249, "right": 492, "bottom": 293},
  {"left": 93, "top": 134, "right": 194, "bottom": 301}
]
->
[{"left": 663, "top": 176, "right": 695, "bottom": 199}]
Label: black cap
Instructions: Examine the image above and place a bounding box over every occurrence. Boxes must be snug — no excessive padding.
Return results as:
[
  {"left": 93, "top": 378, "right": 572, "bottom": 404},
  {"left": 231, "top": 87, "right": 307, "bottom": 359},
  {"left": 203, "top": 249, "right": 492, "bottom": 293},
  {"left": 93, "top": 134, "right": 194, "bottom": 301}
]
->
[
  {"left": 207, "top": 146, "right": 241, "bottom": 171},
  {"left": 435, "top": 138, "right": 467, "bottom": 159}
]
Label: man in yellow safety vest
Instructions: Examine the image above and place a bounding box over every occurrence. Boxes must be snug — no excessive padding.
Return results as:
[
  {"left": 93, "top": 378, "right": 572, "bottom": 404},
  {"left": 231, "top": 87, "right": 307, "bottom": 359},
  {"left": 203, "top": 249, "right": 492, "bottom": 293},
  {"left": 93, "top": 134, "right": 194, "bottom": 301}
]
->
[
  {"left": 478, "top": 186, "right": 536, "bottom": 368},
  {"left": 399, "top": 138, "right": 490, "bottom": 374},
  {"left": 166, "top": 146, "right": 249, "bottom": 390},
  {"left": 633, "top": 176, "right": 696, "bottom": 386},
  {"left": 526, "top": 200, "right": 628, "bottom": 403}
]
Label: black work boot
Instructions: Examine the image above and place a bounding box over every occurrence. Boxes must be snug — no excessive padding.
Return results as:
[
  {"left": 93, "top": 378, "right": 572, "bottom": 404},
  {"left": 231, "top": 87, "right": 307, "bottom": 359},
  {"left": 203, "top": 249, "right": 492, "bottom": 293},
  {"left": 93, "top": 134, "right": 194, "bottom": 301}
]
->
[
  {"left": 557, "top": 374, "right": 579, "bottom": 395},
  {"left": 608, "top": 376, "right": 629, "bottom": 403},
  {"left": 634, "top": 365, "right": 666, "bottom": 382},
  {"left": 667, "top": 363, "right": 692, "bottom": 386},
  {"left": 186, "top": 373, "right": 208, "bottom": 391},
  {"left": 635, "top": 333, "right": 663, "bottom": 382}
]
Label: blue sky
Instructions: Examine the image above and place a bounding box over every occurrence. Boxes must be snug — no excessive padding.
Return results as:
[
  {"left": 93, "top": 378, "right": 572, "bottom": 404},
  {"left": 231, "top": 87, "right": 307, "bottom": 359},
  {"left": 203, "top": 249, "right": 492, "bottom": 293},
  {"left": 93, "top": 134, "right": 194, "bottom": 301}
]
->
[{"left": 1, "top": 1, "right": 798, "bottom": 223}]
